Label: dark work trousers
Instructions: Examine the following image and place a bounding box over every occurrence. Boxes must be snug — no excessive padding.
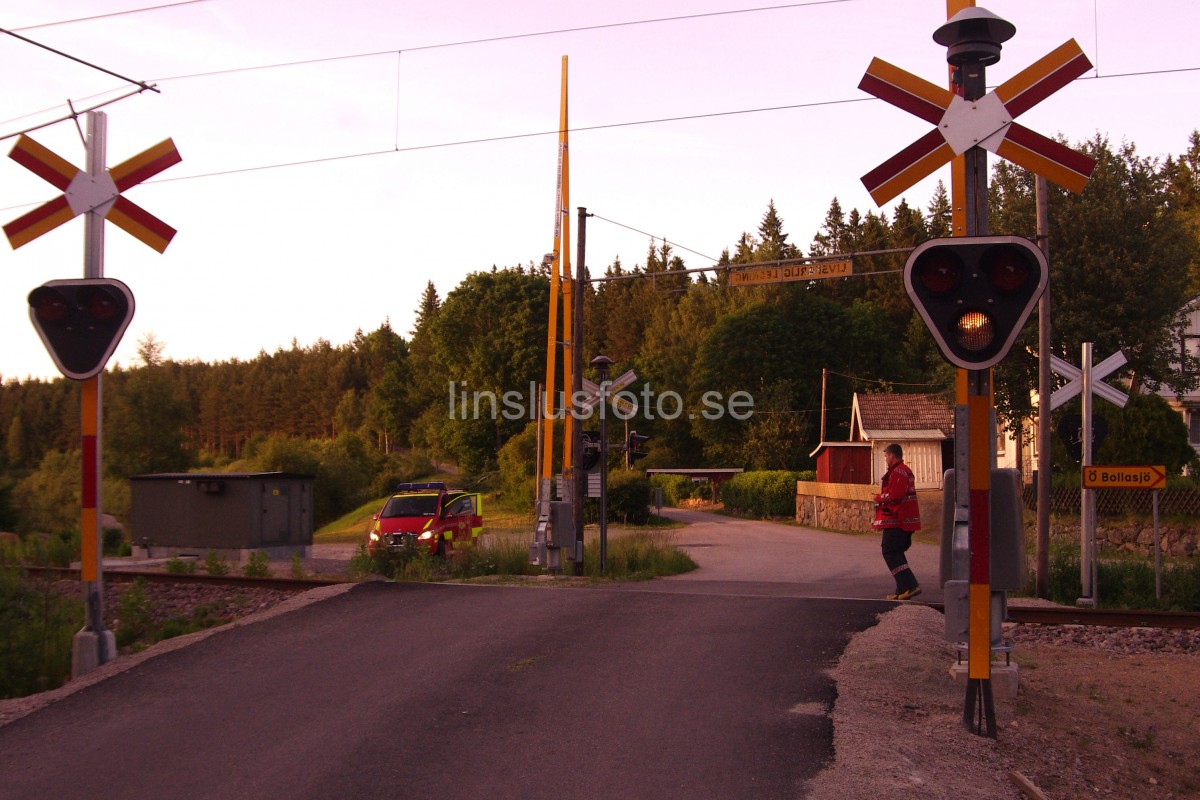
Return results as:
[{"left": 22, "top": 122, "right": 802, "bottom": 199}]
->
[{"left": 881, "top": 528, "right": 919, "bottom": 592}]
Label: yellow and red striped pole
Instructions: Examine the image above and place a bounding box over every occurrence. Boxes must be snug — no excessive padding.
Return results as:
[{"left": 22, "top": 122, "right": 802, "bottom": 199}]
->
[
  {"left": 559, "top": 55, "right": 574, "bottom": 479},
  {"left": 80, "top": 378, "right": 100, "bottom": 585},
  {"left": 946, "top": 0, "right": 996, "bottom": 736},
  {"left": 73, "top": 112, "right": 116, "bottom": 676}
]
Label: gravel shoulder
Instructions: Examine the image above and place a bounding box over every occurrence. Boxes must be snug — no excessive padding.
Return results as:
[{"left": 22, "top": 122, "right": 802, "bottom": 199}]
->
[{"left": 806, "top": 604, "right": 1200, "bottom": 800}]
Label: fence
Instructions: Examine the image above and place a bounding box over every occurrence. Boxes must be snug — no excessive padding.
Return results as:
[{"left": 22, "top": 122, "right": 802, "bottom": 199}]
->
[{"left": 1021, "top": 485, "right": 1200, "bottom": 518}]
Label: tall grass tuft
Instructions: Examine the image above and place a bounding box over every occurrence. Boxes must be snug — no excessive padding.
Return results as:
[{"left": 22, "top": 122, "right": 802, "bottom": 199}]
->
[
  {"left": 0, "top": 562, "right": 81, "bottom": 699},
  {"left": 582, "top": 531, "right": 698, "bottom": 579},
  {"left": 1030, "top": 543, "right": 1200, "bottom": 611}
]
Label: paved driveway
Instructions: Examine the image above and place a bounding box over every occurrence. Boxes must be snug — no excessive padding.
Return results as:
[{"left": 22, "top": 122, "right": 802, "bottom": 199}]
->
[{"left": 638, "top": 507, "right": 943, "bottom": 602}]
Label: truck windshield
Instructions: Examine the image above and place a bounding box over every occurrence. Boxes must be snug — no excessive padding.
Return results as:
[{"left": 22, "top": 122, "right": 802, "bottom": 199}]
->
[{"left": 380, "top": 494, "right": 439, "bottom": 518}]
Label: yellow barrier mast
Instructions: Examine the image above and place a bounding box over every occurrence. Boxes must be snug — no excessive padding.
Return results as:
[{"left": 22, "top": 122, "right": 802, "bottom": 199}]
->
[
  {"left": 559, "top": 57, "right": 575, "bottom": 487},
  {"left": 534, "top": 57, "right": 570, "bottom": 568}
]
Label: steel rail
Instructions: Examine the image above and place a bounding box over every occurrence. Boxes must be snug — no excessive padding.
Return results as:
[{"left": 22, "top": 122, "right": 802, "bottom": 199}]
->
[
  {"left": 929, "top": 602, "right": 1200, "bottom": 630},
  {"left": 1005, "top": 605, "right": 1200, "bottom": 630},
  {"left": 19, "top": 565, "right": 347, "bottom": 592}
]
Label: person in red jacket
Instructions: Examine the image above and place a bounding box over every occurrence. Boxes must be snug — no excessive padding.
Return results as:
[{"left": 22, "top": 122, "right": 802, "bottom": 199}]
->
[{"left": 872, "top": 443, "right": 922, "bottom": 600}]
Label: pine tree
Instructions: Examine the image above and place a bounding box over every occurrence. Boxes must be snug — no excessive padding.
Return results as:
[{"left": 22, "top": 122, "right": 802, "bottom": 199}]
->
[{"left": 413, "top": 281, "right": 441, "bottom": 337}]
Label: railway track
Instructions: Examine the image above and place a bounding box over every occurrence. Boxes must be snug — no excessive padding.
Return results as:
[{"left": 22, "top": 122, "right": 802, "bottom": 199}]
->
[
  {"left": 927, "top": 602, "right": 1200, "bottom": 630},
  {"left": 1004, "top": 604, "right": 1200, "bottom": 630},
  {"left": 20, "top": 567, "right": 1200, "bottom": 629},
  {"left": 20, "top": 565, "right": 346, "bottom": 592}
]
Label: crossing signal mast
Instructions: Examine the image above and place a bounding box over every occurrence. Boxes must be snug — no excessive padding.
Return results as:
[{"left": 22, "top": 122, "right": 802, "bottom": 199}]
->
[
  {"left": 858, "top": 3, "right": 1096, "bottom": 738},
  {"left": 4, "top": 111, "right": 181, "bottom": 679}
]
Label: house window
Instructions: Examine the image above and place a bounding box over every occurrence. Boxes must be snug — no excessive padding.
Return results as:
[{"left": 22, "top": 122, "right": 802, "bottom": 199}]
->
[
  {"left": 1183, "top": 336, "right": 1200, "bottom": 375},
  {"left": 1190, "top": 411, "right": 1200, "bottom": 445},
  {"left": 995, "top": 429, "right": 1006, "bottom": 457}
]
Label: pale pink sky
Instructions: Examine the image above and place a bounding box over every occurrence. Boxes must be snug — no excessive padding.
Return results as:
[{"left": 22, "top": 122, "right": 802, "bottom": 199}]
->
[{"left": 2, "top": 0, "right": 1196, "bottom": 379}]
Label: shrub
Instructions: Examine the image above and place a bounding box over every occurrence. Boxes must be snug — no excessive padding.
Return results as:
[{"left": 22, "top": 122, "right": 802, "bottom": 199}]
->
[
  {"left": 242, "top": 551, "right": 271, "bottom": 578},
  {"left": 649, "top": 473, "right": 699, "bottom": 506},
  {"left": 371, "top": 450, "right": 437, "bottom": 498},
  {"left": 495, "top": 422, "right": 538, "bottom": 512},
  {"left": 165, "top": 556, "right": 197, "bottom": 575},
  {"left": 605, "top": 471, "right": 653, "bottom": 525},
  {"left": 348, "top": 541, "right": 433, "bottom": 581},
  {"left": 723, "top": 470, "right": 804, "bottom": 518},
  {"left": 115, "top": 578, "right": 153, "bottom": 648},
  {"left": 0, "top": 566, "right": 80, "bottom": 698},
  {"left": 204, "top": 551, "right": 229, "bottom": 576}
]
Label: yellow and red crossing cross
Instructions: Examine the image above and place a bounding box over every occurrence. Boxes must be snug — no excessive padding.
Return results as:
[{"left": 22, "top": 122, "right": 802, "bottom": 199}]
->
[
  {"left": 4, "top": 134, "right": 181, "bottom": 252},
  {"left": 859, "top": 40, "right": 1096, "bottom": 206}
]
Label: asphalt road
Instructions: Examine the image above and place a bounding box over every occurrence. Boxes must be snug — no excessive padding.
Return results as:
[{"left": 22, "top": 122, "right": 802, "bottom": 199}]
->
[
  {"left": 1, "top": 511, "right": 925, "bottom": 799},
  {"left": 651, "top": 507, "right": 942, "bottom": 603}
]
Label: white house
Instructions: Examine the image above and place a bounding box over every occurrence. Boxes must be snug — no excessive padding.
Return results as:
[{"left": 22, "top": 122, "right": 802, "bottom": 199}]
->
[{"left": 846, "top": 391, "right": 1029, "bottom": 489}]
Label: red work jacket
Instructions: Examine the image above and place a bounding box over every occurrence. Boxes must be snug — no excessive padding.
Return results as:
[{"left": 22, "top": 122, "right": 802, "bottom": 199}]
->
[{"left": 872, "top": 462, "right": 921, "bottom": 532}]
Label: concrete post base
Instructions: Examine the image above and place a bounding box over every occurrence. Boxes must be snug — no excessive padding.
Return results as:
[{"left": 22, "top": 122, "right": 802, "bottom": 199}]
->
[
  {"left": 72, "top": 628, "right": 116, "bottom": 680},
  {"left": 948, "top": 661, "right": 1019, "bottom": 699}
]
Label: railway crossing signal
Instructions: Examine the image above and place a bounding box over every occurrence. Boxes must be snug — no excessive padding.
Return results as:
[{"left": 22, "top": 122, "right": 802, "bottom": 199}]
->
[
  {"left": 4, "top": 111, "right": 181, "bottom": 680},
  {"left": 904, "top": 235, "right": 1046, "bottom": 370},
  {"left": 626, "top": 431, "right": 650, "bottom": 468},
  {"left": 28, "top": 278, "right": 135, "bottom": 381},
  {"left": 581, "top": 431, "right": 601, "bottom": 472},
  {"left": 860, "top": 6, "right": 1097, "bottom": 740}
]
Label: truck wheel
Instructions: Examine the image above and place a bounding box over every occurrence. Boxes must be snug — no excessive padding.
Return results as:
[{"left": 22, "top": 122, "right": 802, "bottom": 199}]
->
[{"left": 436, "top": 536, "right": 447, "bottom": 558}]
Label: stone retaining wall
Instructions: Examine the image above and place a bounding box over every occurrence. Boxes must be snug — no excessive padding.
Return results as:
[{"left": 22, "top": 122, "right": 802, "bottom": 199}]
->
[
  {"left": 798, "top": 481, "right": 1198, "bottom": 558},
  {"left": 1041, "top": 519, "right": 1198, "bottom": 558},
  {"left": 795, "top": 482, "right": 876, "bottom": 533},
  {"left": 795, "top": 482, "right": 944, "bottom": 537}
]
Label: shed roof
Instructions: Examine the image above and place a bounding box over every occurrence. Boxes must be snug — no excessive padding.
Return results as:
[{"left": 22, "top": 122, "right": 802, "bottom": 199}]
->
[
  {"left": 851, "top": 393, "right": 953, "bottom": 441},
  {"left": 131, "top": 471, "right": 315, "bottom": 481}
]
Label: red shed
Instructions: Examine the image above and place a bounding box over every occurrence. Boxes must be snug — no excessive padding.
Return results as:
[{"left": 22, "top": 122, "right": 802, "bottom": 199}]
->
[{"left": 808, "top": 441, "right": 873, "bottom": 485}]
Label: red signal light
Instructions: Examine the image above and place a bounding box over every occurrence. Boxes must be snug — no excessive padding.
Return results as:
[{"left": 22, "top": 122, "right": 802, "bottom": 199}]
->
[
  {"left": 915, "top": 249, "right": 962, "bottom": 295},
  {"left": 82, "top": 287, "right": 119, "bottom": 321},
  {"left": 983, "top": 246, "right": 1031, "bottom": 293},
  {"left": 30, "top": 288, "right": 69, "bottom": 323}
]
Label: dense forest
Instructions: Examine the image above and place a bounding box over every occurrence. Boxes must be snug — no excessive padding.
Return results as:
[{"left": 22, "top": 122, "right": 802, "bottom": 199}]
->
[{"left": 2, "top": 133, "right": 1199, "bottom": 535}]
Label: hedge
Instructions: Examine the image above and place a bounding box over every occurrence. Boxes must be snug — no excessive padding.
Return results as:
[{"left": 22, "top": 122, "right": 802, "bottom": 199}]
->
[{"left": 722, "top": 470, "right": 814, "bottom": 518}]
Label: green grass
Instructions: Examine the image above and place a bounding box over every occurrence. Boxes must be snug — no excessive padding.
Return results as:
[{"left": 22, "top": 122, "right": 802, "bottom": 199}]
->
[
  {"left": 580, "top": 529, "right": 697, "bottom": 579},
  {"left": 1020, "top": 541, "right": 1200, "bottom": 611},
  {"left": 1, "top": 565, "right": 81, "bottom": 699},
  {"left": 346, "top": 524, "right": 697, "bottom": 583},
  {"left": 315, "top": 498, "right": 385, "bottom": 543}
]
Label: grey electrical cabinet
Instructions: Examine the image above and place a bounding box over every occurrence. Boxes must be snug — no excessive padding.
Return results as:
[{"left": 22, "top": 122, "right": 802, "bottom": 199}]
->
[{"left": 130, "top": 472, "right": 314, "bottom": 560}]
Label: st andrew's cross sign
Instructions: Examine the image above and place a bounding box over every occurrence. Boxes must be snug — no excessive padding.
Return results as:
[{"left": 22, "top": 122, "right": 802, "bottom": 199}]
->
[{"left": 859, "top": 39, "right": 1097, "bottom": 205}]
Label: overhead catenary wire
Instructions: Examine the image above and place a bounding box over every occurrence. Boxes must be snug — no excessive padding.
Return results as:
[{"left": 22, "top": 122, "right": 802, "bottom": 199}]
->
[
  {"left": 0, "top": 27, "right": 159, "bottom": 95},
  {"left": 588, "top": 213, "right": 720, "bottom": 263},
  {"left": 0, "top": 1, "right": 1196, "bottom": 216},
  {"left": 8, "top": 0, "right": 211, "bottom": 32}
]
